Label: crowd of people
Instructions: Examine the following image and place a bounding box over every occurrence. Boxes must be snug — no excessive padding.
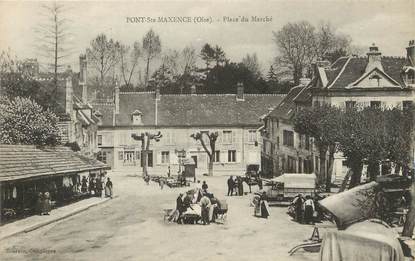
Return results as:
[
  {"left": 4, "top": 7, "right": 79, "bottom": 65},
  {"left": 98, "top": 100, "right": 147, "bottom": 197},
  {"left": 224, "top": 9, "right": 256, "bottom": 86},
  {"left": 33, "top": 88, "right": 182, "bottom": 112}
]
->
[
  {"left": 81, "top": 175, "right": 113, "bottom": 198},
  {"left": 227, "top": 176, "right": 245, "bottom": 196},
  {"left": 172, "top": 180, "right": 227, "bottom": 225},
  {"left": 291, "top": 194, "right": 316, "bottom": 224}
]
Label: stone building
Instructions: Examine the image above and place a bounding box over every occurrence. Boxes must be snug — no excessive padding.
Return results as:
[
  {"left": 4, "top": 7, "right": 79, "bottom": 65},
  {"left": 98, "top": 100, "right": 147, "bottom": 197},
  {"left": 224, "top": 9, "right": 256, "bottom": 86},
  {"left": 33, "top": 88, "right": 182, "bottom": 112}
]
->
[
  {"left": 262, "top": 41, "right": 415, "bottom": 182},
  {"left": 93, "top": 85, "right": 284, "bottom": 176}
]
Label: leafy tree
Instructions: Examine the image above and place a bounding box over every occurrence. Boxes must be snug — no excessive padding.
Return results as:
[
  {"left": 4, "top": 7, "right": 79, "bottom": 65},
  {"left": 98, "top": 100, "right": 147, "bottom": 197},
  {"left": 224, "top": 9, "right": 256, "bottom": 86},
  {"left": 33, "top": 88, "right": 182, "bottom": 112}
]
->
[
  {"left": 87, "top": 34, "right": 120, "bottom": 88},
  {"left": 213, "top": 45, "right": 227, "bottom": 67},
  {"left": 0, "top": 96, "right": 61, "bottom": 145},
  {"left": 142, "top": 29, "right": 161, "bottom": 87},
  {"left": 293, "top": 104, "right": 342, "bottom": 191},
  {"left": 0, "top": 72, "right": 57, "bottom": 109},
  {"left": 191, "top": 131, "right": 218, "bottom": 176},
  {"left": 200, "top": 43, "right": 215, "bottom": 69},
  {"left": 242, "top": 53, "right": 261, "bottom": 79}
]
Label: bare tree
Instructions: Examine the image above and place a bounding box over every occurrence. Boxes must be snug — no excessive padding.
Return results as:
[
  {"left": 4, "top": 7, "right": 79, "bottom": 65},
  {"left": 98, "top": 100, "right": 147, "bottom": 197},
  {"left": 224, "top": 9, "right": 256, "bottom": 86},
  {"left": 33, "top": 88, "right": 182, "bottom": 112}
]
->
[
  {"left": 119, "top": 41, "right": 141, "bottom": 87},
  {"left": 87, "top": 34, "right": 120, "bottom": 88},
  {"left": 142, "top": 29, "right": 161, "bottom": 87},
  {"left": 34, "top": 2, "right": 71, "bottom": 96},
  {"left": 273, "top": 21, "right": 316, "bottom": 85},
  {"left": 180, "top": 46, "right": 197, "bottom": 75},
  {"left": 190, "top": 131, "right": 218, "bottom": 176}
]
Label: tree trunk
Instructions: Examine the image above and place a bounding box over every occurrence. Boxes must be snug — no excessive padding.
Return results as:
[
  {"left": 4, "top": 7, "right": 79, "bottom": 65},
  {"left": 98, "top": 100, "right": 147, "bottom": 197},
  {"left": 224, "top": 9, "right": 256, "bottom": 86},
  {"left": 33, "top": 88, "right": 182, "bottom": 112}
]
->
[
  {"left": 368, "top": 160, "right": 380, "bottom": 181},
  {"left": 326, "top": 149, "right": 335, "bottom": 192},
  {"left": 145, "top": 56, "right": 150, "bottom": 87},
  {"left": 402, "top": 180, "right": 415, "bottom": 237},
  {"left": 319, "top": 148, "right": 328, "bottom": 187},
  {"left": 208, "top": 159, "right": 213, "bottom": 176},
  {"left": 349, "top": 162, "right": 363, "bottom": 189}
]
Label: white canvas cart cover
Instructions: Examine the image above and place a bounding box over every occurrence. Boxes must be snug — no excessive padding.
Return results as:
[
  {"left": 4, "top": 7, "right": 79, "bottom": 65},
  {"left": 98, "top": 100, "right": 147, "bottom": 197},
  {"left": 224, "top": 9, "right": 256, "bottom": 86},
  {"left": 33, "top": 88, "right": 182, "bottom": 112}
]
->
[
  {"left": 319, "top": 181, "right": 379, "bottom": 229},
  {"left": 269, "top": 173, "right": 316, "bottom": 189},
  {"left": 319, "top": 220, "right": 404, "bottom": 261}
]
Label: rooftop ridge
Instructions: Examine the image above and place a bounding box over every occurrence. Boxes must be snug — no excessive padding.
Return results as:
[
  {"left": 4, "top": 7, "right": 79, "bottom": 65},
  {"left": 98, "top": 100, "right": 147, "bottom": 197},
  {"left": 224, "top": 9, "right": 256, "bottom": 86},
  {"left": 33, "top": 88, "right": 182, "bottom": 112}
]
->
[{"left": 118, "top": 92, "right": 286, "bottom": 97}]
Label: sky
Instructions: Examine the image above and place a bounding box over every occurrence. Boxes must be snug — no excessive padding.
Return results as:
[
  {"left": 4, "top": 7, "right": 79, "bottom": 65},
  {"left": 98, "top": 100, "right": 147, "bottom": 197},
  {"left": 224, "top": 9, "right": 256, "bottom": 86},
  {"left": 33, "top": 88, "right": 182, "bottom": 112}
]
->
[{"left": 0, "top": 0, "right": 414, "bottom": 73}]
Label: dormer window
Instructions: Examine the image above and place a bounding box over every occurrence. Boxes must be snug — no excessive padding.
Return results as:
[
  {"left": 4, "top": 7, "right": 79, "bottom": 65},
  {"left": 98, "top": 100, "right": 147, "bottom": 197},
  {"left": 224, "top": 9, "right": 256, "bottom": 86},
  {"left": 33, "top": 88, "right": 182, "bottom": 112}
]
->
[
  {"left": 132, "top": 110, "right": 143, "bottom": 125},
  {"left": 369, "top": 73, "right": 381, "bottom": 87}
]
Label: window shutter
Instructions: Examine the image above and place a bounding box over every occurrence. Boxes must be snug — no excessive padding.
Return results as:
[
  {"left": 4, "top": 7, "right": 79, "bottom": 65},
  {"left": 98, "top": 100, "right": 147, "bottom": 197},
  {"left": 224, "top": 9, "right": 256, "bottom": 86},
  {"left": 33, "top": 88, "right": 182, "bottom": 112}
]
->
[
  {"left": 245, "top": 130, "right": 249, "bottom": 143},
  {"left": 232, "top": 131, "right": 236, "bottom": 144},
  {"left": 221, "top": 151, "right": 227, "bottom": 163},
  {"left": 156, "top": 151, "right": 162, "bottom": 165},
  {"left": 171, "top": 151, "right": 178, "bottom": 165},
  {"left": 217, "top": 131, "right": 222, "bottom": 144},
  {"left": 236, "top": 151, "right": 241, "bottom": 163}
]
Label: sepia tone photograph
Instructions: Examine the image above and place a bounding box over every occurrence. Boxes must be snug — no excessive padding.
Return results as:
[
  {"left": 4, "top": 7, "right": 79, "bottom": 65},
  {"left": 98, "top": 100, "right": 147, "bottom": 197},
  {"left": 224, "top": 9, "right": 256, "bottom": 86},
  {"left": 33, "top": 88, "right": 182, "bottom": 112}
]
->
[{"left": 0, "top": 0, "right": 414, "bottom": 260}]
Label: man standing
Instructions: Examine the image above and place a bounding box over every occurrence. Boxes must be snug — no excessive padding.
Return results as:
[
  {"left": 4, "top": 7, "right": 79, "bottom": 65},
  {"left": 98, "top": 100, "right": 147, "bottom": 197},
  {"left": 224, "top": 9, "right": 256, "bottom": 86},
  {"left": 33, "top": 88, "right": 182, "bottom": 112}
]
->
[
  {"left": 227, "top": 176, "right": 234, "bottom": 196},
  {"left": 105, "top": 178, "right": 113, "bottom": 198},
  {"left": 176, "top": 193, "right": 184, "bottom": 224},
  {"left": 202, "top": 181, "right": 208, "bottom": 193},
  {"left": 200, "top": 195, "right": 211, "bottom": 225}
]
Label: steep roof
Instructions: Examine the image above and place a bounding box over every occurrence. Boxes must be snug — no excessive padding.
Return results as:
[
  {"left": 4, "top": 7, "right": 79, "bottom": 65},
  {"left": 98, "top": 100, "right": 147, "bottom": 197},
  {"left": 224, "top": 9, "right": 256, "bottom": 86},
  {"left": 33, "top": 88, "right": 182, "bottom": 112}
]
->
[
  {"left": 319, "top": 56, "right": 408, "bottom": 90},
  {"left": 95, "top": 92, "right": 284, "bottom": 127},
  {"left": 0, "top": 145, "right": 109, "bottom": 182},
  {"left": 268, "top": 86, "right": 308, "bottom": 120}
]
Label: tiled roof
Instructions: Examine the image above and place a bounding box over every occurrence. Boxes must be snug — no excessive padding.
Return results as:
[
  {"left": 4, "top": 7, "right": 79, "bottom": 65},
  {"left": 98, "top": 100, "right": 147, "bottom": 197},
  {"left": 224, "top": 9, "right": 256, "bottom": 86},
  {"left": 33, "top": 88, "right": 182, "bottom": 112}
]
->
[
  {"left": 156, "top": 94, "right": 284, "bottom": 127},
  {"left": 116, "top": 92, "right": 156, "bottom": 126},
  {"left": 324, "top": 56, "right": 407, "bottom": 89},
  {"left": 0, "top": 145, "right": 109, "bottom": 182},
  {"left": 268, "top": 86, "right": 306, "bottom": 120},
  {"left": 95, "top": 92, "right": 284, "bottom": 127}
]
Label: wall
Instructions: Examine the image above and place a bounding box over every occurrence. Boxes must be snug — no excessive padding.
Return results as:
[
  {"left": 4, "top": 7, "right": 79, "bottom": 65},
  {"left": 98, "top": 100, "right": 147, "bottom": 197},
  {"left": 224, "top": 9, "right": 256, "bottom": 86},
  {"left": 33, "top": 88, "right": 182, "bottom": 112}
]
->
[{"left": 97, "top": 126, "right": 262, "bottom": 177}]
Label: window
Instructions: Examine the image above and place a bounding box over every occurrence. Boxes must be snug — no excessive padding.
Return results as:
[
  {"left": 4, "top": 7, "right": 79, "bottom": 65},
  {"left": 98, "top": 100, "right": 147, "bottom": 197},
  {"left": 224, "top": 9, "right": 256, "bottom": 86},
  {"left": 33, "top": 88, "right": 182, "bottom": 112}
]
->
[
  {"left": 161, "top": 151, "right": 170, "bottom": 164},
  {"left": 283, "top": 130, "right": 294, "bottom": 147},
  {"left": 370, "top": 101, "right": 381, "bottom": 108},
  {"left": 228, "top": 150, "right": 236, "bottom": 162},
  {"left": 98, "top": 135, "right": 102, "bottom": 146},
  {"left": 148, "top": 151, "right": 153, "bottom": 167},
  {"left": 213, "top": 151, "right": 220, "bottom": 162},
  {"left": 118, "top": 151, "right": 124, "bottom": 161},
  {"left": 97, "top": 151, "right": 107, "bottom": 163},
  {"left": 287, "top": 156, "right": 296, "bottom": 173},
  {"left": 248, "top": 130, "right": 257, "bottom": 142},
  {"left": 223, "top": 131, "right": 232, "bottom": 144},
  {"left": 124, "top": 151, "right": 135, "bottom": 162},
  {"left": 345, "top": 101, "right": 356, "bottom": 110},
  {"left": 131, "top": 110, "right": 142, "bottom": 125}
]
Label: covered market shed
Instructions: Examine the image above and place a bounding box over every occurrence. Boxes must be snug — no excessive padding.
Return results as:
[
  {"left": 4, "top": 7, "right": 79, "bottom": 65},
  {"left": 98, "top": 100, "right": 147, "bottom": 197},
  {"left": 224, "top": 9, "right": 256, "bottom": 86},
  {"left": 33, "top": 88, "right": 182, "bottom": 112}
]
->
[{"left": 0, "top": 144, "right": 109, "bottom": 220}]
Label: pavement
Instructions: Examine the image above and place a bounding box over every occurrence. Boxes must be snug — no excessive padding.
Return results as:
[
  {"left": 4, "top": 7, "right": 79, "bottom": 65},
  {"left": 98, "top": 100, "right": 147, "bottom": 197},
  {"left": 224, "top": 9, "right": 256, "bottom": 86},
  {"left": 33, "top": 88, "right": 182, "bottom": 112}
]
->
[
  {"left": 0, "top": 196, "right": 113, "bottom": 241},
  {"left": 0, "top": 172, "right": 413, "bottom": 261}
]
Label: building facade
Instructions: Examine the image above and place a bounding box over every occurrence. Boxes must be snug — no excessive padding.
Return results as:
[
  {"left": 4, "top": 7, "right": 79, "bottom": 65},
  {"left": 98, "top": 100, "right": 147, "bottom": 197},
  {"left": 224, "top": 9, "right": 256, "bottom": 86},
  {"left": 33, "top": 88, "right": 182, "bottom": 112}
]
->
[
  {"left": 93, "top": 86, "right": 284, "bottom": 176},
  {"left": 262, "top": 41, "right": 415, "bottom": 183}
]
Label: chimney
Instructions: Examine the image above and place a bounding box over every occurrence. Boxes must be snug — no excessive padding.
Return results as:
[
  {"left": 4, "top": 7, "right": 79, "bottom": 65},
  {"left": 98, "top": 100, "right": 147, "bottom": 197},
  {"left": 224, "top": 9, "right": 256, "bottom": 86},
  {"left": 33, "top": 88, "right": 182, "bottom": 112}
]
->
[
  {"left": 366, "top": 43, "right": 383, "bottom": 72},
  {"left": 155, "top": 86, "right": 160, "bottom": 100},
  {"left": 114, "top": 79, "right": 120, "bottom": 114},
  {"left": 236, "top": 82, "right": 244, "bottom": 101},
  {"left": 406, "top": 40, "right": 415, "bottom": 66},
  {"left": 190, "top": 85, "right": 197, "bottom": 95},
  {"left": 79, "top": 54, "right": 88, "bottom": 103},
  {"left": 65, "top": 76, "right": 73, "bottom": 116}
]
